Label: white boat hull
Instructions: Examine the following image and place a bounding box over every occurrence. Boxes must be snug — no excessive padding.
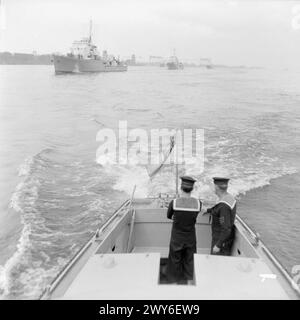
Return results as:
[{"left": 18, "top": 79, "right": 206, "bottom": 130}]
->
[{"left": 40, "top": 197, "right": 300, "bottom": 300}]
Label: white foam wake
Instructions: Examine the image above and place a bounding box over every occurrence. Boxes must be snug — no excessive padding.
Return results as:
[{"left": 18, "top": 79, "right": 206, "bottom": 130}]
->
[
  {"left": 18, "top": 156, "right": 34, "bottom": 177},
  {"left": 0, "top": 155, "right": 39, "bottom": 299},
  {"left": 0, "top": 223, "right": 31, "bottom": 298},
  {"left": 111, "top": 165, "right": 150, "bottom": 198}
]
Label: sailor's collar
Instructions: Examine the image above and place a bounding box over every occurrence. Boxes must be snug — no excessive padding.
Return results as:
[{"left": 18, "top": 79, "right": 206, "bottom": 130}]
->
[
  {"left": 173, "top": 198, "right": 201, "bottom": 212},
  {"left": 216, "top": 193, "right": 236, "bottom": 209}
]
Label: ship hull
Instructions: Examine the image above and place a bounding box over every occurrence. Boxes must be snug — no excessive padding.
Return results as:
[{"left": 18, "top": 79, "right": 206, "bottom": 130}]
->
[
  {"left": 166, "top": 62, "right": 184, "bottom": 70},
  {"left": 53, "top": 55, "right": 127, "bottom": 74},
  {"left": 166, "top": 62, "right": 178, "bottom": 70}
]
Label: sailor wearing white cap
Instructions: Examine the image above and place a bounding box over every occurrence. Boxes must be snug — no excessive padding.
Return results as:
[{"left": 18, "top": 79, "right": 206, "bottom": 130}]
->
[
  {"left": 205, "top": 177, "right": 237, "bottom": 256},
  {"left": 166, "top": 176, "right": 202, "bottom": 284}
]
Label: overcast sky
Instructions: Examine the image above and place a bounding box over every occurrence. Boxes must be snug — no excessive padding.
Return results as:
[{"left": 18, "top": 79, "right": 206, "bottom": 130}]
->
[{"left": 1, "top": 0, "right": 300, "bottom": 67}]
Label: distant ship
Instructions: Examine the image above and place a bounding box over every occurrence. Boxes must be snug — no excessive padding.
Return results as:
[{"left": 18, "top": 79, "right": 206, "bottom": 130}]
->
[
  {"left": 166, "top": 52, "right": 184, "bottom": 70},
  {"left": 199, "top": 58, "right": 213, "bottom": 69},
  {"left": 53, "top": 21, "right": 127, "bottom": 74}
]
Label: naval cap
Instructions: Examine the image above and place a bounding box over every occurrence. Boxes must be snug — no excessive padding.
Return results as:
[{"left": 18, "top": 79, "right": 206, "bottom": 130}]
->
[
  {"left": 213, "top": 177, "right": 230, "bottom": 187},
  {"left": 180, "top": 175, "right": 196, "bottom": 188}
]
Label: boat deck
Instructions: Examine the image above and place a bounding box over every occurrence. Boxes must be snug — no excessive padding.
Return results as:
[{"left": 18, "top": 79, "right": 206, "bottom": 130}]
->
[
  {"left": 61, "top": 252, "right": 290, "bottom": 300},
  {"left": 132, "top": 246, "right": 210, "bottom": 257}
]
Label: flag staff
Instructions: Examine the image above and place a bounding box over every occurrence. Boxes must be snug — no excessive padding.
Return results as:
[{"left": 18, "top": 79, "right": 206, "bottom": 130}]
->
[{"left": 175, "top": 131, "right": 179, "bottom": 197}]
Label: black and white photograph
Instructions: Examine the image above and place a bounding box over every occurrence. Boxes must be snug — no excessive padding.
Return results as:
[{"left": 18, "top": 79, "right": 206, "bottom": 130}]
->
[{"left": 0, "top": 0, "right": 300, "bottom": 303}]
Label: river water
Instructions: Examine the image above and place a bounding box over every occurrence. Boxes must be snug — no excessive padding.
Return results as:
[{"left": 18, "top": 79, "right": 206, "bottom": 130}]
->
[{"left": 0, "top": 65, "right": 299, "bottom": 299}]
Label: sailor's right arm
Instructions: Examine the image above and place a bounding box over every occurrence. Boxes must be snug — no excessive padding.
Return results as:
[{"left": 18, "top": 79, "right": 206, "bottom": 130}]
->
[
  {"left": 202, "top": 206, "right": 213, "bottom": 215},
  {"left": 167, "top": 200, "right": 174, "bottom": 219}
]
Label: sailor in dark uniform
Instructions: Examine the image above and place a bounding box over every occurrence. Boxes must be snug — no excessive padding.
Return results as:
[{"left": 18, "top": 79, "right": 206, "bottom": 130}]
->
[
  {"left": 166, "top": 176, "right": 202, "bottom": 284},
  {"left": 205, "top": 177, "right": 236, "bottom": 256}
]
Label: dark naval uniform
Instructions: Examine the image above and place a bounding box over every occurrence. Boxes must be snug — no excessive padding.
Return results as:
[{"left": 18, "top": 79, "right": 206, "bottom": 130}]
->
[
  {"left": 207, "top": 193, "right": 236, "bottom": 256},
  {"left": 166, "top": 196, "right": 202, "bottom": 283}
]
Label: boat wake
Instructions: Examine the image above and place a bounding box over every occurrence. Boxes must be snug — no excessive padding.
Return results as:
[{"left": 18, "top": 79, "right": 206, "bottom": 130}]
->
[
  {"left": 0, "top": 148, "right": 116, "bottom": 299},
  {"left": 100, "top": 132, "right": 298, "bottom": 203},
  {"left": 0, "top": 128, "right": 297, "bottom": 299}
]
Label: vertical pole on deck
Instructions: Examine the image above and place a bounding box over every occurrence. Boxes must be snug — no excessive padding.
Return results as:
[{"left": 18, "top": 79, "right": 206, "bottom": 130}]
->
[
  {"left": 175, "top": 164, "right": 179, "bottom": 197},
  {"left": 126, "top": 185, "right": 136, "bottom": 253},
  {"left": 175, "top": 131, "right": 179, "bottom": 197},
  {"left": 130, "top": 184, "right": 136, "bottom": 207}
]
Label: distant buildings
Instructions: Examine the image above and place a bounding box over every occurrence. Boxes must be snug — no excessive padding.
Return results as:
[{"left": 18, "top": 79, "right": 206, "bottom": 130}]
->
[
  {"left": 199, "top": 58, "right": 213, "bottom": 69},
  {"left": 148, "top": 55, "right": 164, "bottom": 66},
  {"left": 0, "top": 52, "right": 53, "bottom": 65},
  {"left": 131, "top": 54, "right": 136, "bottom": 65},
  {"left": 0, "top": 51, "right": 215, "bottom": 68},
  {"left": 124, "top": 54, "right": 136, "bottom": 66}
]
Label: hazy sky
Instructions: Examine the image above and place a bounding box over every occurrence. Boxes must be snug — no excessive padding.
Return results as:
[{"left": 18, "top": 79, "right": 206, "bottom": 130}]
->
[{"left": 1, "top": 0, "right": 300, "bottom": 67}]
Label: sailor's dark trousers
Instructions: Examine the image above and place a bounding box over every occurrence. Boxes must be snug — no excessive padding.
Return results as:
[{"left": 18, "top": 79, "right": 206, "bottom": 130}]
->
[{"left": 167, "top": 238, "right": 196, "bottom": 283}]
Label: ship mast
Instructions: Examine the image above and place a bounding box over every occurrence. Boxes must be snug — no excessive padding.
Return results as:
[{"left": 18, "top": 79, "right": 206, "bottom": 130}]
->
[{"left": 89, "top": 20, "right": 92, "bottom": 43}]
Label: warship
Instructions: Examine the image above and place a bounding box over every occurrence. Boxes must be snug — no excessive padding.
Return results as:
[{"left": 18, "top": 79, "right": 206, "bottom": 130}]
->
[
  {"left": 166, "top": 51, "right": 184, "bottom": 70},
  {"left": 53, "top": 21, "right": 127, "bottom": 74}
]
